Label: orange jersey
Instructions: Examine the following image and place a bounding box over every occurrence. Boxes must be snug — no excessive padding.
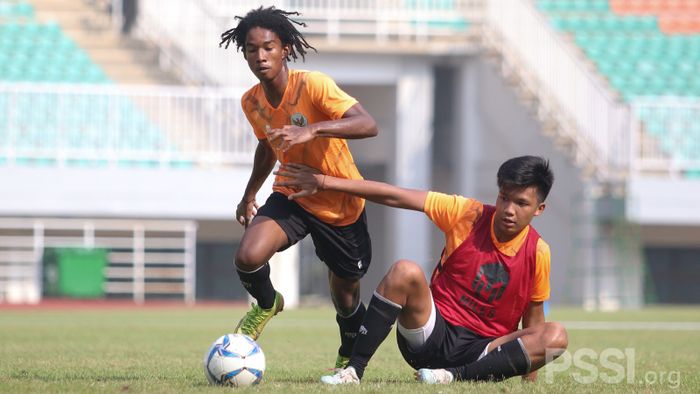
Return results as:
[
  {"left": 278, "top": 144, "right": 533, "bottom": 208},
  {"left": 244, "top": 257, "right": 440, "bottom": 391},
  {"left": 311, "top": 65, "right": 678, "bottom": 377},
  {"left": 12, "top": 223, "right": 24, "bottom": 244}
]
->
[
  {"left": 424, "top": 191, "right": 551, "bottom": 302},
  {"left": 242, "top": 70, "right": 365, "bottom": 226}
]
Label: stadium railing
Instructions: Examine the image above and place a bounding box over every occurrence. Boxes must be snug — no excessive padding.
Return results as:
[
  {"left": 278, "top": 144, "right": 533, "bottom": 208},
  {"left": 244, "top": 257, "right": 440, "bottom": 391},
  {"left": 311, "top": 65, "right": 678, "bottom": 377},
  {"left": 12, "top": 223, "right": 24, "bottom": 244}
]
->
[
  {"left": 631, "top": 98, "right": 700, "bottom": 177},
  {"left": 206, "top": 0, "right": 481, "bottom": 39},
  {"left": 0, "top": 217, "right": 197, "bottom": 304},
  {"left": 137, "top": 0, "right": 484, "bottom": 87},
  {"left": 484, "top": 0, "right": 631, "bottom": 182},
  {"left": 0, "top": 83, "right": 255, "bottom": 168}
]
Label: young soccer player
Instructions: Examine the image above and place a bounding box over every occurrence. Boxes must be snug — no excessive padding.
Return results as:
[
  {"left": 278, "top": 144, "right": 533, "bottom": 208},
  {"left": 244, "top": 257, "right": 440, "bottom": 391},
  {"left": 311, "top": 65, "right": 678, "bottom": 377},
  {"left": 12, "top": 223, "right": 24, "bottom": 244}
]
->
[
  {"left": 274, "top": 156, "right": 568, "bottom": 384},
  {"left": 219, "top": 6, "right": 378, "bottom": 369}
]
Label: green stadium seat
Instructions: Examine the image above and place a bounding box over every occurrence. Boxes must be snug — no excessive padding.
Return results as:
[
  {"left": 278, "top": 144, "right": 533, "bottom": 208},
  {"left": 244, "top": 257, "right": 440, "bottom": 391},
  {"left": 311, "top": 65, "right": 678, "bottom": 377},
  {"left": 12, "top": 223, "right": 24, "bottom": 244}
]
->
[
  {"left": 13, "top": 2, "right": 33, "bottom": 18},
  {"left": 541, "top": 1, "right": 700, "bottom": 107},
  {"left": 0, "top": 12, "right": 188, "bottom": 170},
  {"left": 538, "top": 0, "right": 609, "bottom": 12}
]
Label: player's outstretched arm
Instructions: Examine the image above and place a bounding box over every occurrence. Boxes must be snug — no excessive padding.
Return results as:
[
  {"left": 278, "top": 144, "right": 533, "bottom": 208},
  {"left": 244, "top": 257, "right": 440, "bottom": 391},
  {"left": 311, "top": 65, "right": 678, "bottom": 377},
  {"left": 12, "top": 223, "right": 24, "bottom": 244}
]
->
[
  {"left": 236, "top": 139, "right": 277, "bottom": 226},
  {"left": 274, "top": 163, "right": 427, "bottom": 211},
  {"left": 265, "top": 103, "right": 377, "bottom": 150}
]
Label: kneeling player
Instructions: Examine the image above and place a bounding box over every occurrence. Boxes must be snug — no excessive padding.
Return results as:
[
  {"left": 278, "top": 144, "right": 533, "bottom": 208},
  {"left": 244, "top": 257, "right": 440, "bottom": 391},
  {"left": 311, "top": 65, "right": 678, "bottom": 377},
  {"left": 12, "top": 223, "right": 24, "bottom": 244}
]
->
[{"left": 274, "top": 156, "right": 568, "bottom": 384}]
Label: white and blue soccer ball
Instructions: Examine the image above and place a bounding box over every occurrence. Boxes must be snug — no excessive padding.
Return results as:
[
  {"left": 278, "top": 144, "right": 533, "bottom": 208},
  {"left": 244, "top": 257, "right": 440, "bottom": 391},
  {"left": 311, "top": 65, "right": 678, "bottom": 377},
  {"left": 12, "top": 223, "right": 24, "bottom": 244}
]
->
[{"left": 203, "top": 334, "right": 266, "bottom": 387}]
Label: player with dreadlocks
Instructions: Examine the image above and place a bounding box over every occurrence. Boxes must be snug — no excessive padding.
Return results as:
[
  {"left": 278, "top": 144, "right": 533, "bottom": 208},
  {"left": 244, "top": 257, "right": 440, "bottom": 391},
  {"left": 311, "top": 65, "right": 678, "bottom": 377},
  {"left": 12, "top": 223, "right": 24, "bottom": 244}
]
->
[{"left": 220, "top": 6, "right": 379, "bottom": 370}]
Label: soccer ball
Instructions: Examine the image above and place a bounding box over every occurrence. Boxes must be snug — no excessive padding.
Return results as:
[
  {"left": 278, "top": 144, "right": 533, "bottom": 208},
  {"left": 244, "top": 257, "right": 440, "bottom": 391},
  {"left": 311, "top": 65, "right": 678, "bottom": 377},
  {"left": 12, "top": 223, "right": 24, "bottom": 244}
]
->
[{"left": 203, "top": 334, "right": 266, "bottom": 387}]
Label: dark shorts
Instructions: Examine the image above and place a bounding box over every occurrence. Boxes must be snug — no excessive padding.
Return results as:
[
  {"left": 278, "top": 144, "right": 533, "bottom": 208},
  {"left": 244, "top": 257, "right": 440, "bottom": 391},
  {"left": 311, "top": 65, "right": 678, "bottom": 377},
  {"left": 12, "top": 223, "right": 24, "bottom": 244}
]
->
[
  {"left": 397, "top": 306, "right": 494, "bottom": 370},
  {"left": 256, "top": 192, "right": 372, "bottom": 280}
]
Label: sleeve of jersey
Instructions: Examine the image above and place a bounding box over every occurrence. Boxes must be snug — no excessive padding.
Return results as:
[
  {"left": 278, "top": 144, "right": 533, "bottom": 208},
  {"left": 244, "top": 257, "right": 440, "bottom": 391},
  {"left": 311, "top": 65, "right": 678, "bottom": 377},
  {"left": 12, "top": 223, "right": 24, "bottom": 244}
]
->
[
  {"left": 531, "top": 238, "right": 551, "bottom": 302},
  {"left": 423, "top": 191, "right": 479, "bottom": 233},
  {"left": 241, "top": 94, "right": 266, "bottom": 140},
  {"left": 306, "top": 71, "right": 358, "bottom": 119}
]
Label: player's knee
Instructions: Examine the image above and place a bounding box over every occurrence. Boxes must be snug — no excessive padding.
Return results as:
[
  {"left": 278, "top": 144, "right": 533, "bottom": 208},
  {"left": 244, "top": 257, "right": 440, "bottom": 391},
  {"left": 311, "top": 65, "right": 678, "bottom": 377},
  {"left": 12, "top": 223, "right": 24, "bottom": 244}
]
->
[
  {"left": 234, "top": 246, "right": 266, "bottom": 271},
  {"left": 384, "top": 260, "right": 423, "bottom": 290},
  {"left": 544, "top": 322, "right": 568, "bottom": 351},
  {"left": 329, "top": 276, "right": 360, "bottom": 314}
]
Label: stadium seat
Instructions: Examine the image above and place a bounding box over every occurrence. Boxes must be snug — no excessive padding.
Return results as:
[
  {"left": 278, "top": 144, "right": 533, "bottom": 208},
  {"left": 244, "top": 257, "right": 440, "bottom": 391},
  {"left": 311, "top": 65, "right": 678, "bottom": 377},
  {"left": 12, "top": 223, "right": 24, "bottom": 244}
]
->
[
  {"left": 537, "top": 0, "right": 700, "bottom": 177},
  {"left": 0, "top": 2, "right": 191, "bottom": 169}
]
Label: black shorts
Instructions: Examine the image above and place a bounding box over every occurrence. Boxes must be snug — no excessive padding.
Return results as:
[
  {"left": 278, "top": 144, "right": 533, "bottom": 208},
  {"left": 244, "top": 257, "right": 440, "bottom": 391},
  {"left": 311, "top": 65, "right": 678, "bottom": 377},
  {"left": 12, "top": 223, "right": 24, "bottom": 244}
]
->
[
  {"left": 256, "top": 192, "right": 371, "bottom": 280},
  {"left": 397, "top": 306, "right": 494, "bottom": 370}
]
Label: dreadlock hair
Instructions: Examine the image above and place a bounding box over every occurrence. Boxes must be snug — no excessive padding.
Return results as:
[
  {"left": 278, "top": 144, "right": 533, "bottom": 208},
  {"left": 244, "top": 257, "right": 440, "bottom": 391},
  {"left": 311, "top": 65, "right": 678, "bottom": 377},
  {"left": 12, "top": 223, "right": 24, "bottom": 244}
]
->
[{"left": 219, "top": 6, "right": 316, "bottom": 62}]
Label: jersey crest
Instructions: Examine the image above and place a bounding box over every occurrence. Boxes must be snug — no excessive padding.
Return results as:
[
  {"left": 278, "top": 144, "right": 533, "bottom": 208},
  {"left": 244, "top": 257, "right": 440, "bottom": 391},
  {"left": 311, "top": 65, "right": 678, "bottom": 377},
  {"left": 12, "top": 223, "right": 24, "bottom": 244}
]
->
[{"left": 290, "top": 112, "right": 308, "bottom": 127}]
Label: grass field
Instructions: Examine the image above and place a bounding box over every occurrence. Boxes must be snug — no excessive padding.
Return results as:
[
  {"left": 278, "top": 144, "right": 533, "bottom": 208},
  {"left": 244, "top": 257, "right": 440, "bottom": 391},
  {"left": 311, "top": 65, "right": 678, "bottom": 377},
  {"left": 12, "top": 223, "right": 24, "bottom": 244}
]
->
[{"left": 1, "top": 303, "right": 698, "bottom": 393}]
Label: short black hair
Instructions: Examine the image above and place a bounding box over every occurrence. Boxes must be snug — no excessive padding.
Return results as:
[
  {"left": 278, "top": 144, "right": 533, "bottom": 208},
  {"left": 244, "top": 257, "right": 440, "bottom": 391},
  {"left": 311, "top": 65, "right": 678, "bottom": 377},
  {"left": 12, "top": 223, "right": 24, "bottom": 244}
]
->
[
  {"left": 497, "top": 156, "right": 554, "bottom": 202},
  {"left": 219, "top": 6, "right": 316, "bottom": 62}
]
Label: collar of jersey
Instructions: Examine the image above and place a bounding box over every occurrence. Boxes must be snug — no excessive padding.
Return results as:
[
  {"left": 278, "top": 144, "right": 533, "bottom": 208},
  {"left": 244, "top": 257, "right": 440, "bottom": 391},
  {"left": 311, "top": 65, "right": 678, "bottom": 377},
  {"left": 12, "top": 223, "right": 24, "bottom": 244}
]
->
[
  {"left": 260, "top": 69, "right": 295, "bottom": 110},
  {"left": 490, "top": 213, "right": 529, "bottom": 257}
]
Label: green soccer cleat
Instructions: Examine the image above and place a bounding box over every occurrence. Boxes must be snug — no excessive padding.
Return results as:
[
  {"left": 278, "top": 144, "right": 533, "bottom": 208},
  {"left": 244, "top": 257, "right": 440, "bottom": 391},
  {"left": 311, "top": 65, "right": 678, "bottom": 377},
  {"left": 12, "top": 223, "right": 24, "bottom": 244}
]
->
[
  {"left": 335, "top": 354, "right": 350, "bottom": 370},
  {"left": 234, "top": 291, "right": 284, "bottom": 340}
]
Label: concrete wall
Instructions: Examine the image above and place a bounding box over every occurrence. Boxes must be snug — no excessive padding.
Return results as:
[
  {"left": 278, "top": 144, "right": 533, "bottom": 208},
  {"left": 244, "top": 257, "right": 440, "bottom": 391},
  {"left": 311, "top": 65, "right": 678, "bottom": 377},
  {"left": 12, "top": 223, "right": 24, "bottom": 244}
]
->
[{"left": 0, "top": 166, "right": 271, "bottom": 219}]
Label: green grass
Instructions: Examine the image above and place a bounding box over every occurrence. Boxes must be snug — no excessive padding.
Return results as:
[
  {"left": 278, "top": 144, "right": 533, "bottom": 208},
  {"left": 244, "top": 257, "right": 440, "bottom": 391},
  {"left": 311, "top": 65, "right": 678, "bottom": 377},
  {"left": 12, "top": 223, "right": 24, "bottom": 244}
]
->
[{"left": 1, "top": 305, "right": 698, "bottom": 393}]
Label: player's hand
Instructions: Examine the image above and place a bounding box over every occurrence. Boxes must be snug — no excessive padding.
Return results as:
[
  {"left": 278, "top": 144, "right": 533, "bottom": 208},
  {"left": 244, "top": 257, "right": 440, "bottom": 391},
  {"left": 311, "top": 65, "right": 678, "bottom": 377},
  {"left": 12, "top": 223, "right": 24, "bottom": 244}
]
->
[
  {"left": 235, "top": 198, "right": 259, "bottom": 227},
  {"left": 266, "top": 125, "right": 315, "bottom": 151},
  {"left": 274, "top": 163, "right": 324, "bottom": 200}
]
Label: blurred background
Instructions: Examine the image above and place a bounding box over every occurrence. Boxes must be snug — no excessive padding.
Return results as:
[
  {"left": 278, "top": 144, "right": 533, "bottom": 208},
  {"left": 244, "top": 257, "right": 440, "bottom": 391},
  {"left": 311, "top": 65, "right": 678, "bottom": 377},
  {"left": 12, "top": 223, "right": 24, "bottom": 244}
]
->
[{"left": 1, "top": 0, "right": 698, "bottom": 310}]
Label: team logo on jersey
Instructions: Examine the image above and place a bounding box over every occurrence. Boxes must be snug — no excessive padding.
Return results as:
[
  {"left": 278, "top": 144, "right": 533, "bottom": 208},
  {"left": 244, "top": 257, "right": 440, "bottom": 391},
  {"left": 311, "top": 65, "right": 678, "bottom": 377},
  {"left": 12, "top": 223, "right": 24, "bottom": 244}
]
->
[
  {"left": 290, "top": 112, "right": 307, "bottom": 127},
  {"left": 472, "top": 262, "right": 509, "bottom": 302}
]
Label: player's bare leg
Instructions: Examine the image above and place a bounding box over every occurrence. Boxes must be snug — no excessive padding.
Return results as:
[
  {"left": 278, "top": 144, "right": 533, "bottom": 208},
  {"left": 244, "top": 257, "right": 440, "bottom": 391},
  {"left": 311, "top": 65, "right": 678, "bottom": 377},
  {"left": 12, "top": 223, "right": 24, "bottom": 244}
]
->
[
  {"left": 329, "top": 271, "right": 365, "bottom": 369},
  {"left": 235, "top": 216, "right": 288, "bottom": 272},
  {"left": 420, "top": 310, "right": 568, "bottom": 383},
  {"left": 322, "top": 259, "right": 431, "bottom": 384},
  {"left": 485, "top": 321, "right": 568, "bottom": 372},
  {"left": 376, "top": 259, "right": 433, "bottom": 330},
  {"left": 329, "top": 271, "right": 361, "bottom": 316},
  {"left": 233, "top": 216, "right": 289, "bottom": 339}
]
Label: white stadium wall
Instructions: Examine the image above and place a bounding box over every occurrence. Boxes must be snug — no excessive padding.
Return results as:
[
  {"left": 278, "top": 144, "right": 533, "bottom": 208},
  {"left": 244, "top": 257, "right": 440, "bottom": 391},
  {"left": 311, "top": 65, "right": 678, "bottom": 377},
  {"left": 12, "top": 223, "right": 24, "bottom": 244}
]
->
[{"left": 0, "top": 166, "right": 271, "bottom": 219}]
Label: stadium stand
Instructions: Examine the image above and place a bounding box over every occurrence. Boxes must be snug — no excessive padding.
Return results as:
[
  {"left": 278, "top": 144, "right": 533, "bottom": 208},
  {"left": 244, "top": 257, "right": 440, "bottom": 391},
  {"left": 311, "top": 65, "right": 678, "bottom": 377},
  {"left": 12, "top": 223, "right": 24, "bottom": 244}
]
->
[
  {"left": 0, "top": 1, "right": 183, "bottom": 168},
  {"left": 0, "top": 22, "right": 108, "bottom": 83},
  {"left": 538, "top": 0, "right": 700, "bottom": 174},
  {"left": 611, "top": 0, "right": 700, "bottom": 34}
]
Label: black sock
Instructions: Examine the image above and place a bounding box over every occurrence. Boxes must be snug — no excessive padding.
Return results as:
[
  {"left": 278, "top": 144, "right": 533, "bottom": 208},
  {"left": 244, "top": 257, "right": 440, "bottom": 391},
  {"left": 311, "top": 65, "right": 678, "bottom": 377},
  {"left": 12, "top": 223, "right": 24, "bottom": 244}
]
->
[
  {"left": 347, "top": 292, "right": 401, "bottom": 380},
  {"left": 236, "top": 263, "right": 276, "bottom": 309},
  {"left": 336, "top": 302, "right": 367, "bottom": 358},
  {"left": 447, "top": 338, "right": 531, "bottom": 382}
]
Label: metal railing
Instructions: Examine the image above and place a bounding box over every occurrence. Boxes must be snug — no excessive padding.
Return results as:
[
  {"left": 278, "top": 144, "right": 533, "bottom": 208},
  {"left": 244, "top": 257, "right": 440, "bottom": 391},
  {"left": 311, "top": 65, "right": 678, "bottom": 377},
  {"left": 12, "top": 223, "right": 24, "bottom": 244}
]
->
[
  {"left": 485, "top": 0, "right": 631, "bottom": 180},
  {"left": 0, "top": 83, "right": 255, "bottom": 167},
  {"left": 0, "top": 217, "right": 197, "bottom": 304},
  {"left": 631, "top": 98, "right": 700, "bottom": 175},
  {"left": 137, "top": 0, "right": 484, "bottom": 86},
  {"left": 206, "top": 0, "right": 484, "bottom": 15},
  {"left": 206, "top": 0, "right": 484, "bottom": 41},
  {"left": 138, "top": 0, "right": 258, "bottom": 87}
]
